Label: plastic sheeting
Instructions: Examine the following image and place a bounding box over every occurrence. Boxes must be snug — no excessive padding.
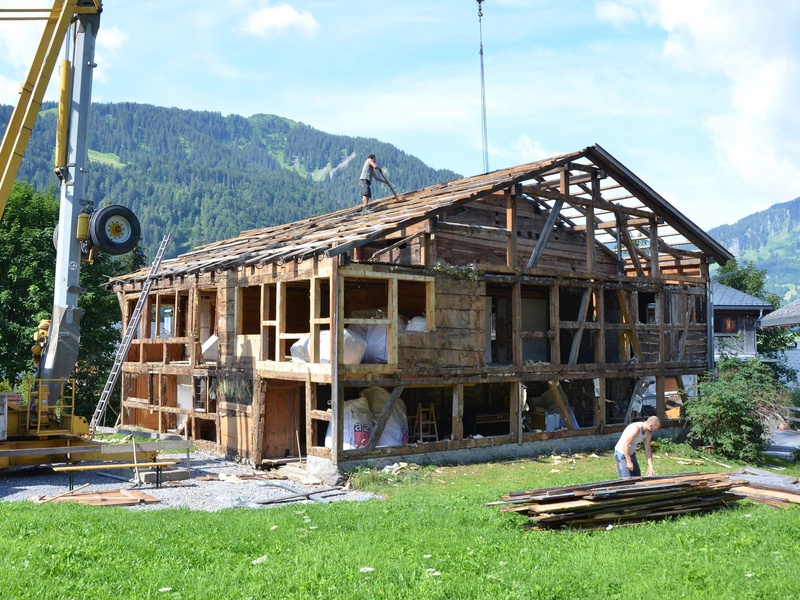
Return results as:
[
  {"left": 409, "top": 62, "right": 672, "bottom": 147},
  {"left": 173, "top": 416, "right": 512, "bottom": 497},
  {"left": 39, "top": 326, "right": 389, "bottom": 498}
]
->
[{"left": 290, "top": 329, "right": 367, "bottom": 364}]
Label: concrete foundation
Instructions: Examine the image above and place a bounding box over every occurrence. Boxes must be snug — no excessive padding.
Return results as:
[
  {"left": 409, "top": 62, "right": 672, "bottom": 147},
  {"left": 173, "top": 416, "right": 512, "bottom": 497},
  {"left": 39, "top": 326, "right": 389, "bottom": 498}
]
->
[{"left": 305, "top": 431, "right": 640, "bottom": 482}]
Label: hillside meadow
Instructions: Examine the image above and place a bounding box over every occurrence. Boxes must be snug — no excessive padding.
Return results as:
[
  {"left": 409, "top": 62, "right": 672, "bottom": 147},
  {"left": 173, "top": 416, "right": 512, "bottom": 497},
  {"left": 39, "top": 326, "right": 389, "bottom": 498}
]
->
[{"left": 1, "top": 444, "right": 799, "bottom": 599}]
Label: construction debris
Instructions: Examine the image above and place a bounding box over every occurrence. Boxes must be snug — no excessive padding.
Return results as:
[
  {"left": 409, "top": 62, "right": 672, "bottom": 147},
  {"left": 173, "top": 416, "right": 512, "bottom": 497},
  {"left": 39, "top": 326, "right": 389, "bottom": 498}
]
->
[
  {"left": 36, "top": 488, "right": 160, "bottom": 507},
  {"left": 489, "top": 473, "right": 745, "bottom": 530},
  {"left": 491, "top": 470, "right": 800, "bottom": 530}
]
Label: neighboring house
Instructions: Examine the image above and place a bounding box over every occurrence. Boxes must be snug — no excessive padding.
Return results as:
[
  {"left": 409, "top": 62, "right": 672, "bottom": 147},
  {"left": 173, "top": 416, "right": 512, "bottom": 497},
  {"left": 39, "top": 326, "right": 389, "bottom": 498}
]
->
[
  {"left": 757, "top": 298, "right": 800, "bottom": 376},
  {"left": 711, "top": 282, "right": 774, "bottom": 360},
  {"left": 109, "top": 145, "right": 733, "bottom": 477}
]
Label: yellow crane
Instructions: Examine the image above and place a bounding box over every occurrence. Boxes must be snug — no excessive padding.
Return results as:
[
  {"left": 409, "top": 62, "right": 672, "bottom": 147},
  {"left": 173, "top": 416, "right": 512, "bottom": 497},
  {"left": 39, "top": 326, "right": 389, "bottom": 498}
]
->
[{"left": 0, "top": 1, "right": 142, "bottom": 467}]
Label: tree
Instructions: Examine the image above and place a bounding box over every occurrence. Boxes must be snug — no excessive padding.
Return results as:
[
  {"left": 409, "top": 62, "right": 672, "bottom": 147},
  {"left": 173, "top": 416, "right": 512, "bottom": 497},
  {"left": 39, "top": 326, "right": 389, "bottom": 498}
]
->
[
  {"left": 687, "top": 358, "right": 789, "bottom": 461},
  {"left": 715, "top": 259, "right": 796, "bottom": 380},
  {"left": 0, "top": 182, "right": 135, "bottom": 418}
]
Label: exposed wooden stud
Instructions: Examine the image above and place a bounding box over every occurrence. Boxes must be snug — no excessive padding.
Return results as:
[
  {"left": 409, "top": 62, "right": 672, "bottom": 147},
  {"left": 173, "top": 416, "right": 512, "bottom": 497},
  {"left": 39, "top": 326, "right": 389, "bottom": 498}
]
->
[
  {"left": 506, "top": 195, "right": 517, "bottom": 268},
  {"left": 568, "top": 288, "right": 592, "bottom": 366},
  {"left": 452, "top": 383, "right": 464, "bottom": 441}
]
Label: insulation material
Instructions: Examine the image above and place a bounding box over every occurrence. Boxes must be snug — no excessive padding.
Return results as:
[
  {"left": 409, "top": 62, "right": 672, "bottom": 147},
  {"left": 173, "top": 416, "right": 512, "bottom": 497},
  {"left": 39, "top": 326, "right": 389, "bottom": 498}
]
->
[
  {"left": 361, "top": 386, "right": 409, "bottom": 446},
  {"left": 201, "top": 335, "right": 218, "bottom": 361},
  {"left": 325, "top": 397, "right": 373, "bottom": 449},
  {"left": 364, "top": 326, "right": 388, "bottom": 363},
  {"left": 405, "top": 316, "right": 427, "bottom": 332},
  {"left": 290, "top": 329, "right": 367, "bottom": 364}
]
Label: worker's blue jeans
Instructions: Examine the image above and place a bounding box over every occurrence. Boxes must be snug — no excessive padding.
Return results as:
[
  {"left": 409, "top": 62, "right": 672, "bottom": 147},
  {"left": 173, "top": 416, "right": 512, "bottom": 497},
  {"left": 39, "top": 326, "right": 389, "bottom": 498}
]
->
[{"left": 615, "top": 450, "right": 640, "bottom": 478}]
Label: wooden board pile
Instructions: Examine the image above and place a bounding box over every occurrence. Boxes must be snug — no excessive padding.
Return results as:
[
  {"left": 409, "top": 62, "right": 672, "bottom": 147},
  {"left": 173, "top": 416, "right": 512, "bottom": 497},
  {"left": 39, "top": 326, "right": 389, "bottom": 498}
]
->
[{"left": 489, "top": 473, "right": 744, "bottom": 530}]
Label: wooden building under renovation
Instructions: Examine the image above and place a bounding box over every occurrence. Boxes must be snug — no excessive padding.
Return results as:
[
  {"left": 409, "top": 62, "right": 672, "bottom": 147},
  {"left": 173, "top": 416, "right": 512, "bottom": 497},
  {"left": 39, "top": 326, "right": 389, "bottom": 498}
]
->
[{"left": 109, "top": 145, "right": 734, "bottom": 475}]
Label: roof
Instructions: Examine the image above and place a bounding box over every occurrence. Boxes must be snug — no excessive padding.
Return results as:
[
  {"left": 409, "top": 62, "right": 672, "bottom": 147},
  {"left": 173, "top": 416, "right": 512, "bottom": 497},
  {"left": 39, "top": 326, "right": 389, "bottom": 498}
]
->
[
  {"left": 711, "top": 282, "right": 774, "bottom": 311},
  {"left": 758, "top": 298, "right": 800, "bottom": 329},
  {"left": 112, "top": 144, "right": 734, "bottom": 285}
]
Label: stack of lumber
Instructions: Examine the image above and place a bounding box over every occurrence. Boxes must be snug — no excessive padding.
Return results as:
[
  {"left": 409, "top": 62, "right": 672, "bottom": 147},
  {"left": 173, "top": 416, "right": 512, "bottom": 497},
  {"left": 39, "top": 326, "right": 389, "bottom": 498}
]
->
[
  {"left": 729, "top": 467, "right": 800, "bottom": 508},
  {"left": 489, "top": 473, "right": 744, "bottom": 530}
]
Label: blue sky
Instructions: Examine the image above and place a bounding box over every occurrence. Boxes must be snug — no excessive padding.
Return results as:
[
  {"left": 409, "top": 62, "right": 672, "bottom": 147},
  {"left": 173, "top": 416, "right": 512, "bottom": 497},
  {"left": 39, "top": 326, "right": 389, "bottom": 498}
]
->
[{"left": 1, "top": 0, "right": 798, "bottom": 230}]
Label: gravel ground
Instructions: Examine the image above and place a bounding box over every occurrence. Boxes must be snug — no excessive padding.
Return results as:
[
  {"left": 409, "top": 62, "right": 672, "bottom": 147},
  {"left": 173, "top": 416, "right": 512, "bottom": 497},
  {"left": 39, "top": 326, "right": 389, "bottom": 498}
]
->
[{"left": 0, "top": 452, "right": 378, "bottom": 511}]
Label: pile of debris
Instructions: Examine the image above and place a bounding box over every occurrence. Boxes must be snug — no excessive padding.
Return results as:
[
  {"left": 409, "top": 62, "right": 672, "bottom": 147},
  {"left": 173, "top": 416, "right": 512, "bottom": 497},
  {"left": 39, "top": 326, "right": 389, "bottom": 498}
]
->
[
  {"left": 491, "top": 470, "right": 800, "bottom": 530},
  {"left": 490, "top": 472, "right": 771, "bottom": 530}
]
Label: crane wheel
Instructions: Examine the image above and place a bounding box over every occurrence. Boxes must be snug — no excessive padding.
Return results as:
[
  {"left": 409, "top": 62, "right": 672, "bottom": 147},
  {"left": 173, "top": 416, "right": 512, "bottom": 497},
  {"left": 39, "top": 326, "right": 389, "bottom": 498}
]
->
[{"left": 89, "top": 205, "right": 141, "bottom": 255}]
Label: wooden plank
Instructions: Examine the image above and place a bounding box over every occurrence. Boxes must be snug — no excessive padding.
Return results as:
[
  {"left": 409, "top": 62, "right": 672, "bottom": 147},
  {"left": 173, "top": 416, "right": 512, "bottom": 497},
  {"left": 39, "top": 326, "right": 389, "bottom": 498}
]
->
[
  {"left": 547, "top": 381, "right": 575, "bottom": 430},
  {"left": 362, "top": 385, "right": 405, "bottom": 451},
  {"left": 527, "top": 200, "right": 564, "bottom": 269},
  {"left": 53, "top": 461, "right": 177, "bottom": 472},
  {"left": 0, "top": 440, "right": 191, "bottom": 458}
]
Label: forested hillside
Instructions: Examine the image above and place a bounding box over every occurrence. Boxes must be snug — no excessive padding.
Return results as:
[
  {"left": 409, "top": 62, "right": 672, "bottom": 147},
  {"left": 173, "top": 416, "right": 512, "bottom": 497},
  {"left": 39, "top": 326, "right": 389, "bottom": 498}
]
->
[
  {"left": 709, "top": 196, "right": 800, "bottom": 302},
  {"left": 2, "top": 102, "right": 460, "bottom": 259}
]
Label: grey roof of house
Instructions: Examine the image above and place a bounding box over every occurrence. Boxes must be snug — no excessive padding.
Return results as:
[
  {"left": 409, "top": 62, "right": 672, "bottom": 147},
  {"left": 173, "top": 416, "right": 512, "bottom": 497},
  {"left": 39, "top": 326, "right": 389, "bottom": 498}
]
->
[
  {"left": 712, "top": 282, "right": 774, "bottom": 311},
  {"left": 758, "top": 298, "right": 800, "bottom": 329}
]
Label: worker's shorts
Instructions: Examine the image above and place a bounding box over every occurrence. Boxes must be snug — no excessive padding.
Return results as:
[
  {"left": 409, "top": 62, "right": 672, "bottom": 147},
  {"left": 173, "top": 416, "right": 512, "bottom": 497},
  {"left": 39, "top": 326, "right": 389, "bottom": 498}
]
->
[
  {"left": 360, "top": 179, "right": 372, "bottom": 198},
  {"left": 615, "top": 450, "right": 640, "bottom": 478}
]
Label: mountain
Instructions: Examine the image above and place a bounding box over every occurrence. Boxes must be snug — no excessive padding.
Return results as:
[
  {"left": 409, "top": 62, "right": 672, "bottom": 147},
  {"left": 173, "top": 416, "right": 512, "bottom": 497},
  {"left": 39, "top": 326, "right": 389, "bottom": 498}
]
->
[
  {"left": 708, "top": 197, "right": 800, "bottom": 302},
  {"left": 2, "top": 102, "right": 460, "bottom": 260}
]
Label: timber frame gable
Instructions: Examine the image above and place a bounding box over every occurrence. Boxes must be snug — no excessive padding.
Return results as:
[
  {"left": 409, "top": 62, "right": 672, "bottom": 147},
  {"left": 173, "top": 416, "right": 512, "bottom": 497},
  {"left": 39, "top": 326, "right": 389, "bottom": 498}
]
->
[{"left": 110, "top": 145, "right": 733, "bottom": 475}]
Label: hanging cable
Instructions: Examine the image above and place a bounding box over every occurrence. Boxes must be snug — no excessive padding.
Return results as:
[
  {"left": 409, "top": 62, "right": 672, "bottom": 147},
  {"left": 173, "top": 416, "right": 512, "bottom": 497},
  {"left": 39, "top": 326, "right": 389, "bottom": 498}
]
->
[{"left": 477, "top": 0, "right": 489, "bottom": 173}]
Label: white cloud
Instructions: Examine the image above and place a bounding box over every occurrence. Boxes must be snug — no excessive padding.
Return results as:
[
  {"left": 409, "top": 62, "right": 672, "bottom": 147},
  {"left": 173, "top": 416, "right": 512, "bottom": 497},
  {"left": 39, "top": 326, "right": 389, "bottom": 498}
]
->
[
  {"left": 647, "top": 0, "right": 800, "bottom": 203},
  {"left": 510, "top": 134, "right": 550, "bottom": 164},
  {"left": 95, "top": 27, "right": 128, "bottom": 85},
  {"left": 236, "top": 3, "right": 320, "bottom": 39},
  {"left": 595, "top": 1, "right": 640, "bottom": 28}
]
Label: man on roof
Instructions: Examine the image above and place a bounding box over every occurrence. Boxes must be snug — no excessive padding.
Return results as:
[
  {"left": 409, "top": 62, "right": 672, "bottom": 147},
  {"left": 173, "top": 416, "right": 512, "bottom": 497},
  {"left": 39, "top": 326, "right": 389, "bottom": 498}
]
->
[{"left": 359, "top": 154, "right": 387, "bottom": 213}]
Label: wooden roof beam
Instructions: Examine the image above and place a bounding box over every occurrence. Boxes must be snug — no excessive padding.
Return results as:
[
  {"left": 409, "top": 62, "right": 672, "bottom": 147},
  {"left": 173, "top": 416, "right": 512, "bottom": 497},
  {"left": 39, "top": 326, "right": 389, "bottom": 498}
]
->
[
  {"left": 568, "top": 217, "right": 653, "bottom": 232},
  {"left": 523, "top": 186, "right": 653, "bottom": 219}
]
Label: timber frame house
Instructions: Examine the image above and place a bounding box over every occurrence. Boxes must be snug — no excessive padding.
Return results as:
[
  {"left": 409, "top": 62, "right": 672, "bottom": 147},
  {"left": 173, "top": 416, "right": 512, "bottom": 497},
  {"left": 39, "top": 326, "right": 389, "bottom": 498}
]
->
[{"left": 109, "top": 145, "right": 733, "bottom": 475}]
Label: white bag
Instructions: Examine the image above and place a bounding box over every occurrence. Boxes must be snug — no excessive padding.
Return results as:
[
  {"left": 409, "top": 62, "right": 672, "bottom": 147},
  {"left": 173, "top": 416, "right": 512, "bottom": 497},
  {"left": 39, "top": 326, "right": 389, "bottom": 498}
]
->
[{"left": 325, "top": 397, "right": 373, "bottom": 449}]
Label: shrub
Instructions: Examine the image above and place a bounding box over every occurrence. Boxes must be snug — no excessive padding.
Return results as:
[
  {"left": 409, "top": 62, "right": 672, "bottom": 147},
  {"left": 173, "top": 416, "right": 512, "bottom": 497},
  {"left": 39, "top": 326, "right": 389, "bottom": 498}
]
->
[{"left": 686, "top": 358, "right": 789, "bottom": 461}]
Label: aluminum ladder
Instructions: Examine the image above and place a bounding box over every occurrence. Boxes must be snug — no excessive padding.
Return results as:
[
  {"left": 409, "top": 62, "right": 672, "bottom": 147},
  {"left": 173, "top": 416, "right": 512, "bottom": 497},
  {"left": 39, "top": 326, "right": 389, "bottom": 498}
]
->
[{"left": 89, "top": 233, "right": 171, "bottom": 436}]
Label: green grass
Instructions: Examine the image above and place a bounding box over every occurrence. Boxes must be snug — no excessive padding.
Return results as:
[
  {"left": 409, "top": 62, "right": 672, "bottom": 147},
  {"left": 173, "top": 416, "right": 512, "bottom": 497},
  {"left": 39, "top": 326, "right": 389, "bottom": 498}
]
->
[
  {"left": 2, "top": 447, "right": 800, "bottom": 599},
  {"left": 88, "top": 149, "right": 126, "bottom": 168}
]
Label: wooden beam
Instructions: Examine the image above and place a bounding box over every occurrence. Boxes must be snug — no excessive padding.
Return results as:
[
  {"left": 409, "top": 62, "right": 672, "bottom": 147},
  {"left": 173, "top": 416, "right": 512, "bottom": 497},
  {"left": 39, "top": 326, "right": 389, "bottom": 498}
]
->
[
  {"left": 527, "top": 171, "right": 569, "bottom": 269},
  {"left": 616, "top": 289, "right": 642, "bottom": 361},
  {"left": 649, "top": 220, "right": 660, "bottom": 278},
  {"left": 507, "top": 195, "right": 517, "bottom": 268},
  {"left": 452, "top": 383, "right": 464, "bottom": 441},
  {"left": 547, "top": 381, "right": 576, "bottom": 430},
  {"left": 549, "top": 285, "right": 560, "bottom": 366},
  {"left": 437, "top": 221, "right": 511, "bottom": 239},
  {"left": 368, "top": 231, "right": 425, "bottom": 261},
  {"left": 363, "top": 385, "right": 405, "bottom": 451},
  {"left": 617, "top": 213, "right": 646, "bottom": 278},
  {"left": 568, "top": 288, "right": 592, "bottom": 366},
  {"left": 522, "top": 186, "right": 653, "bottom": 219},
  {"left": 569, "top": 217, "right": 653, "bottom": 233}
]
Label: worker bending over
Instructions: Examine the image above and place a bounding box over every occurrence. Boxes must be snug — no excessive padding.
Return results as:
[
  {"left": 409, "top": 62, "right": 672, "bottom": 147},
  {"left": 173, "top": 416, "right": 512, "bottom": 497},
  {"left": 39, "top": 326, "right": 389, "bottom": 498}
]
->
[{"left": 614, "top": 415, "right": 660, "bottom": 478}]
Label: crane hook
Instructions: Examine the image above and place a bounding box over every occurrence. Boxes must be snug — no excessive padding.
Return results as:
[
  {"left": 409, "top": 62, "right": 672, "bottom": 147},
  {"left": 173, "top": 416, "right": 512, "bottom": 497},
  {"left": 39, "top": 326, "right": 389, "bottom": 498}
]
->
[{"left": 477, "top": 0, "right": 484, "bottom": 18}]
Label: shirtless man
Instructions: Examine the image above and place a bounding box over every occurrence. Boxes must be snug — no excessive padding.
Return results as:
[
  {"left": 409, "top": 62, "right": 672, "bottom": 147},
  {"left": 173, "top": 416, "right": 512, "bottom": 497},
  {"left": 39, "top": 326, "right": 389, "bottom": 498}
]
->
[{"left": 614, "top": 415, "right": 660, "bottom": 478}]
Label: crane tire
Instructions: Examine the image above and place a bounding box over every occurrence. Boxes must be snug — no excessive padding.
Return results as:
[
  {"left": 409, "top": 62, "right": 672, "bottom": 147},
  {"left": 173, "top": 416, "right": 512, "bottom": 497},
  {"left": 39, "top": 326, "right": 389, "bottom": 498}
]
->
[{"left": 89, "top": 205, "right": 141, "bottom": 255}]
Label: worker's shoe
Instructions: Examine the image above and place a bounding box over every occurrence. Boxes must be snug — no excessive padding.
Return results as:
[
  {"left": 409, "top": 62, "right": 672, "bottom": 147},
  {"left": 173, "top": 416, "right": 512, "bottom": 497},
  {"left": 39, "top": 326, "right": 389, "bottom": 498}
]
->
[{"left": 361, "top": 206, "right": 372, "bottom": 215}]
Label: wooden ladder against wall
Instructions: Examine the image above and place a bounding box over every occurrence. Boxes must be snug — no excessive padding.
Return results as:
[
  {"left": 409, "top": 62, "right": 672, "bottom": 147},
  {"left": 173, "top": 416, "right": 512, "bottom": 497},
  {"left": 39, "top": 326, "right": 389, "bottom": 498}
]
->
[{"left": 414, "top": 404, "right": 438, "bottom": 442}]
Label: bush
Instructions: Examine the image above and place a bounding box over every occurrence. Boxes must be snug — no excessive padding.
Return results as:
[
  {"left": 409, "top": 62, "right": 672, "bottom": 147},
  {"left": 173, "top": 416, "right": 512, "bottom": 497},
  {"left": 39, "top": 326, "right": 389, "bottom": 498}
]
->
[{"left": 686, "top": 358, "right": 789, "bottom": 461}]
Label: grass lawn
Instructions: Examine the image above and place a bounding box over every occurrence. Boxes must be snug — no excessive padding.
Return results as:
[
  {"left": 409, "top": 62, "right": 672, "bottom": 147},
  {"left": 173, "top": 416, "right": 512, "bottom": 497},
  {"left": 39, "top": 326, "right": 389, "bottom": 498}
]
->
[{"left": 1, "top": 444, "right": 799, "bottom": 599}]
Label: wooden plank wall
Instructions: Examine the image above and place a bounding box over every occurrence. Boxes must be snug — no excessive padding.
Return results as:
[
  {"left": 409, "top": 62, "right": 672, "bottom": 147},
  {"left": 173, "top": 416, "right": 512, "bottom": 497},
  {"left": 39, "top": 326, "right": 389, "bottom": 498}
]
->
[{"left": 397, "top": 278, "right": 485, "bottom": 369}]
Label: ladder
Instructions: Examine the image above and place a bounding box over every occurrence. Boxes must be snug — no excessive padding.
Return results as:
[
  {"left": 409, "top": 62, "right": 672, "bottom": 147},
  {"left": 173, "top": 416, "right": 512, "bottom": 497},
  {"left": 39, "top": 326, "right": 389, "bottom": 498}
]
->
[
  {"left": 413, "top": 404, "right": 438, "bottom": 442},
  {"left": 89, "top": 233, "right": 171, "bottom": 436}
]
